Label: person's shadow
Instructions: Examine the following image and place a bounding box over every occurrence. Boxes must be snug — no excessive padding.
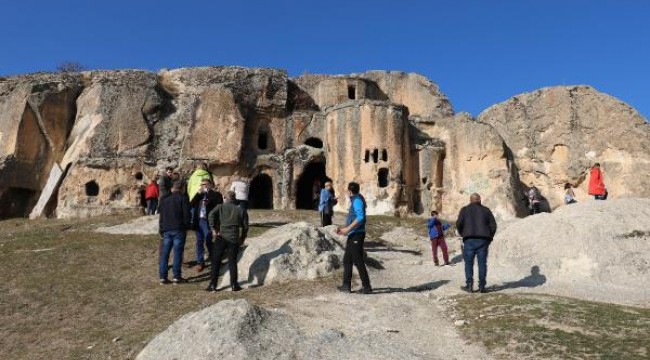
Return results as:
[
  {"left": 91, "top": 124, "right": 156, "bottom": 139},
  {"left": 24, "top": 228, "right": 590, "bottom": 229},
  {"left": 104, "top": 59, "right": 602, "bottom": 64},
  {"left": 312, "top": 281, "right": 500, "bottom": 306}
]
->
[
  {"left": 489, "top": 265, "right": 547, "bottom": 292},
  {"left": 246, "top": 240, "right": 292, "bottom": 287},
  {"left": 371, "top": 280, "right": 450, "bottom": 294}
]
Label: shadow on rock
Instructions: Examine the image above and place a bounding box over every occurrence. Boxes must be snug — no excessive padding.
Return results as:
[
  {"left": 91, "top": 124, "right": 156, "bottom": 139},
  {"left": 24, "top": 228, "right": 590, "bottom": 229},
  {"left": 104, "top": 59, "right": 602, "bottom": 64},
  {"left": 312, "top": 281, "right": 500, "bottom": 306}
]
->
[
  {"left": 246, "top": 240, "right": 292, "bottom": 287},
  {"left": 372, "top": 280, "right": 450, "bottom": 294},
  {"left": 490, "top": 265, "right": 547, "bottom": 292}
]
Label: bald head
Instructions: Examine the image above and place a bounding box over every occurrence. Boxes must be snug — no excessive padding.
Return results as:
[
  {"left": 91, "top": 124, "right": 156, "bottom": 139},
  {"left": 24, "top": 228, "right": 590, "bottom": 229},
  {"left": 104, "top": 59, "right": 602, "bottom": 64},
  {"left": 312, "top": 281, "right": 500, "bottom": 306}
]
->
[{"left": 470, "top": 193, "right": 481, "bottom": 204}]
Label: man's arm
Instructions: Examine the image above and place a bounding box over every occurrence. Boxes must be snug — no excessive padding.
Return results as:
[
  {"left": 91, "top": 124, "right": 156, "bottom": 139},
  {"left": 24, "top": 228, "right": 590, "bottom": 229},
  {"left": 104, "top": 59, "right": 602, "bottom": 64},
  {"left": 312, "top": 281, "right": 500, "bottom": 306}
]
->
[
  {"left": 239, "top": 207, "right": 249, "bottom": 240},
  {"left": 208, "top": 205, "right": 220, "bottom": 235},
  {"left": 181, "top": 197, "right": 191, "bottom": 229},
  {"left": 488, "top": 209, "right": 497, "bottom": 238},
  {"left": 456, "top": 207, "right": 466, "bottom": 235},
  {"left": 338, "top": 198, "right": 365, "bottom": 235}
]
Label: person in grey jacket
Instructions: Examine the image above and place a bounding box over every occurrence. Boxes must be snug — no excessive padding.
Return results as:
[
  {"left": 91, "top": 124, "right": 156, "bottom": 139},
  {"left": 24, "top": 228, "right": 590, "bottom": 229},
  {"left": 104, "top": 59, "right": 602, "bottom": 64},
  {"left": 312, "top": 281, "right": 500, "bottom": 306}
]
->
[
  {"left": 205, "top": 191, "right": 249, "bottom": 292},
  {"left": 456, "top": 193, "right": 497, "bottom": 293}
]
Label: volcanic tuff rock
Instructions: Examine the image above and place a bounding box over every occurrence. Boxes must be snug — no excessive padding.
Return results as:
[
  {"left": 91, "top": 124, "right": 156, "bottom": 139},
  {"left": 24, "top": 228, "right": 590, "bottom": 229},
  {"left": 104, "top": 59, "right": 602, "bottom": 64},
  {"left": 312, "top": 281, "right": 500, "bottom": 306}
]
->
[
  {"left": 479, "top": 85, "right": 650, "bottom": 209},
  {"left": 0, "top": 67, "right": 648, "bottom": 221}
]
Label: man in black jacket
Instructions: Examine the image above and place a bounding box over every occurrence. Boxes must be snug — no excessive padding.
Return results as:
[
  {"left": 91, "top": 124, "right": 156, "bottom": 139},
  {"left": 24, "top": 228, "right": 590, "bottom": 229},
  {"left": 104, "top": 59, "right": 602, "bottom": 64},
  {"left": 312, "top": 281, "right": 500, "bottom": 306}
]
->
[
  {"left": 158, "top": 181, "right": 191, "bottom": 285},
  {"left": 456, "top": 193, "right": 497, "bottom": 293},
  {"left": 189, "top": 179, "right": 223, "bottom": 272}
]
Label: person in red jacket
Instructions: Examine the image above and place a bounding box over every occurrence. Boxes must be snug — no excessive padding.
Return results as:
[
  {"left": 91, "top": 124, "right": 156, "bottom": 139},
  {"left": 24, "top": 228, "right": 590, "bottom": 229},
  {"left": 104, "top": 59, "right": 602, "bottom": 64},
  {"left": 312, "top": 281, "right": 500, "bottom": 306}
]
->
[
  {"left": 588, "top": 163, "right": 607, "bottom": 200},
  {"left": 145, "top": 176, "right": 160, "bottom": 215}
]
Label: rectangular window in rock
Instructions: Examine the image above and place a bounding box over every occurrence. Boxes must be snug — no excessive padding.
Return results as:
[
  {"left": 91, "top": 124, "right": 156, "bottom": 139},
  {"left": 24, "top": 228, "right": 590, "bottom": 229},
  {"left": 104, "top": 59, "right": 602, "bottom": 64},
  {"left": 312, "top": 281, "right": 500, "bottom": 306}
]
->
[
  {"left": 364, "top": 150, "right": 370, "bottom": 163},
  {"left": 258, "top": 131, "right": 268, "bottom": 150},
  {"left": 378, "top": 168, "right": 389, "bottom": 188},
  {"left": 348, "top": 85, "right": 356, "bottom": 100},
  {"left": 372, "top": 149, "right": 379, "bottom": 163},
  {"left": 382, "top": 149, "right": 388, "bottom": 162}
]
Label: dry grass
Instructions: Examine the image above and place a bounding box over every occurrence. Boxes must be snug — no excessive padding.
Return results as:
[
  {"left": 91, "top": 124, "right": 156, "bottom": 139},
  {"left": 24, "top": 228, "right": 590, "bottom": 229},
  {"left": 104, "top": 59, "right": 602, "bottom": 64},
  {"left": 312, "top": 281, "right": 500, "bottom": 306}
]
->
[
  {"left": 0, "top": 213, "right": 337, "bottom": 360},
  {"left": 453, "top": 293, "right": 650, "bottom": 360}
]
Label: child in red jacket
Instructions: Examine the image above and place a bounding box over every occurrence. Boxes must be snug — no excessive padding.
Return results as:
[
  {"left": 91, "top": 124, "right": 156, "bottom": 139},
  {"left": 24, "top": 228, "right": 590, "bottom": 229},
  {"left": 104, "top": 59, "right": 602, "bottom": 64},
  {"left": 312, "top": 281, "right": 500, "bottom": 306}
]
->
[{"left": 427, "top": 211, "right": 451, "bottom": 266}]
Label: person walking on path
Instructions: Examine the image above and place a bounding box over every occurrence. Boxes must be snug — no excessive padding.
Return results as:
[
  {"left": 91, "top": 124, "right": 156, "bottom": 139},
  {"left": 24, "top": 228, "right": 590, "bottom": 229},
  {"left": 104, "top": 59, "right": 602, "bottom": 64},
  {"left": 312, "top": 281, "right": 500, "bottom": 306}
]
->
[
  {"left": 564, "top": 183, "right": 577, "bottom": 204},
  {"left": 336, "top": 182, "right": 372, "bottom": 294},
  {"left": 158, "top": 167, "right": 174, "bottom": 200},
  {"left": 456, "top": 193, "right": 497, "bottom": 293},
  {"left": 189, "top": 179, "right": 223, "bottom": 272},
  {"left": 318, "top": 181, "right": 337, "bottom": 226},
  {"left": 158, "top": 180, "right": 191, "bottom": 285},
  {"left": 205, "top": 191, "right": 249, "bottom": 293},
  {"left": 144, "top": 176, "right": 160, "bottom": 215},
  {"left": 427, "top": 211, "right": 451, "bottom": 266},
  {"left": 588, "top": 163, "right": 607, "bottom": 200},
  {"left": 187, "top": 162, "right": 213, "bottom": 201}
]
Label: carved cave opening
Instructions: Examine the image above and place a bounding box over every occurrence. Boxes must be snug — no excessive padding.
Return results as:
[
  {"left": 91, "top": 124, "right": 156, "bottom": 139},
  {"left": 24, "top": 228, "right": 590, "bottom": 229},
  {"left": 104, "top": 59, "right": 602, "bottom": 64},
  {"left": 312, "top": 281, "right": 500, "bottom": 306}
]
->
[
  {"left": 134, "top": 172, "right": 143, "bottom": 181},
  {"left": 296, "top": 161, "right": 327, "bottom": 210},
  {"left": 258, "top": 130, "right": 268, "bottom": 150},
  {"left": 305, "top": 137, "right": 323, "bottom": 149},
  {"left": 85, "top": 181, "right": 99, "bottom": 196},
  {"left": 0, "top": 187, "right": 38, "bottom": 219},
  {"left": 372, "top": 149, "right": 379, "bottom": 163},
  {"left": 364, "top": 150, "right": 370, "bottom": 163},
  {"left": 249, "top": 174, "right": 274, "bottom": 209},
  {"left": 378, "top": 168, "right": 389, "bottom": 188},
  {"left": 348, "top": 85, "right": 356, "bottom": 100},
  {"left": 382, "top": 149, "right": 388, "bottom": 162}
]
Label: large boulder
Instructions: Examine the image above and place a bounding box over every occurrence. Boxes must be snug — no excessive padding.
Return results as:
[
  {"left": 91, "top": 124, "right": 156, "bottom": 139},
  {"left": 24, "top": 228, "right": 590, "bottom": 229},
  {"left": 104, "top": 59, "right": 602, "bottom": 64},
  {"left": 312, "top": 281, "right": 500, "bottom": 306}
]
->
[
  {"left": 218, "top": 222, "right": 344, "bottom": 288},
  {"left": 478, "top": 86, "right": 650, "bottom": 210},
  {"left": 489, "top": 198, "right": 650, "bottom": 306}
]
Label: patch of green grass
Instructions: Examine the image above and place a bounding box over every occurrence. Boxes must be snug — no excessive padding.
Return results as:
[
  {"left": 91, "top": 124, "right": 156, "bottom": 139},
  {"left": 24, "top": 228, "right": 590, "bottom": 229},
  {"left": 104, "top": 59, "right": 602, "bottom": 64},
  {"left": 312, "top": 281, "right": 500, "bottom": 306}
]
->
[{"left": 453, "top": 293, "right": 650, "bottom": 360}]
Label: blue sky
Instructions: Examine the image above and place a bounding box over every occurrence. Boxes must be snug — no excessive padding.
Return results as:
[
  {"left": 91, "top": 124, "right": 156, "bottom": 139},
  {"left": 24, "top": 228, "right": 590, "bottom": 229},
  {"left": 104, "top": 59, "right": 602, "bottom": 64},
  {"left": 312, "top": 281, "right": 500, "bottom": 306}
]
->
[{"left": 1, "top": 1, "right": 648, "bottom": 118}]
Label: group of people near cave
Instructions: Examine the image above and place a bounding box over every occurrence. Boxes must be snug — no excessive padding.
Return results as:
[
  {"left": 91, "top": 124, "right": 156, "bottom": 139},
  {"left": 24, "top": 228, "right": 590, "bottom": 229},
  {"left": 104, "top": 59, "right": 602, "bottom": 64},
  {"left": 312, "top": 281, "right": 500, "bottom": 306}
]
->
[{"left": 150, "top": 161, "right": 608, "bottom": 296}]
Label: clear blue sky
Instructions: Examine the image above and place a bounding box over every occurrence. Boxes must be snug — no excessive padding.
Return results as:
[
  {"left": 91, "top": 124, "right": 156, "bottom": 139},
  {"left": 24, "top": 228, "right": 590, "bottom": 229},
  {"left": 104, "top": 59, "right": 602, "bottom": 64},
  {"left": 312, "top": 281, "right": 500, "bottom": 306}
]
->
[{"left": 1, "top": 1, "right": 648, "bottom": 119}]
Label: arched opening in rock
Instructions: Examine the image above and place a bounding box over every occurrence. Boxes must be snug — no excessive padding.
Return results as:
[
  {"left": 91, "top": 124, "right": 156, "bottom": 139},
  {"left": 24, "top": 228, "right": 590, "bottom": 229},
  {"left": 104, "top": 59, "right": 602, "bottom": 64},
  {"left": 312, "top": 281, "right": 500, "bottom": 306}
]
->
[
  {"left": 249, "top": 174, "right": 274, "bottom": 209},
  {"left": 134, "top": 172, "right": 143, "bottom": 181},
  {"left": 435, "top": 153, "right": 445, "bottom": 188},
  {"left": 109, "top": 188, "right": 123, "bottom": 201},
  {"left": 296, "top": 161, "right": 327, "bottom": 210},
  {"left": 348, "top": 85, "right": 356, "bottom": 100},
  {"left": 382, "top": 149, "right": 388, "bottom": 162},
  {"left": 0, "top": 188, "right": 38, "bottom": 219},
  {"left": 364, "top": 150, "right": 370, "bottom": 163},
  {"left": 304, "top": 137, "right": 323, "bottom": 149},
  {"left": 378, "top": 168, "right": 389, "bottom": 188},
  {"left": 85, "top": 181, "right": 99, "bottom": 197},
  {"left": 372, "top": 149, "right": 379, "bottom": 163}
]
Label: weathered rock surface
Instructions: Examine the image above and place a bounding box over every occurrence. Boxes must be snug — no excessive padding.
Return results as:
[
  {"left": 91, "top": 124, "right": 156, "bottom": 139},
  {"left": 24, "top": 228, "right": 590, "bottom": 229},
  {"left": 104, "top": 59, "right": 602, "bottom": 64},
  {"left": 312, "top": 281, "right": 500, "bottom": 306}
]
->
[
  {"left": 479, "top": 86, "right": 650, "bottom": 210},
  {"left": 218, "top": 222, "right": 344, "bottom": 288},
  {"left": 490, "top": 198, "right": 650, "bottom": 306}
]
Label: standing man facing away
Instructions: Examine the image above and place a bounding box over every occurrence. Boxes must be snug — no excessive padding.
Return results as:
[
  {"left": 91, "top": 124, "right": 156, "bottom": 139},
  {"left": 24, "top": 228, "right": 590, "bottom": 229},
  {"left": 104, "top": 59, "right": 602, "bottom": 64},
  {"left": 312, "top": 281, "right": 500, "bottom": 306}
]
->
[
  {"left": 189, "top": 179, "right": 223, "bottom": 272},
  {"left": 336, "top": 182, "right": 372, "bottom": 294},
  {"left": 229, "top": 176, "right": 249, "bottom": 210},
  {"left": 158, "top": 180, "right": 191, "bottom": 285},
  {"left": 206, "top": 191, "right": 249, "bottom": 293},
  {"left": 318, "top": 181, "right": 337, "bottom": 226},
  {"left": 456, "top": 193, "right": 497, "bottom": 293}
]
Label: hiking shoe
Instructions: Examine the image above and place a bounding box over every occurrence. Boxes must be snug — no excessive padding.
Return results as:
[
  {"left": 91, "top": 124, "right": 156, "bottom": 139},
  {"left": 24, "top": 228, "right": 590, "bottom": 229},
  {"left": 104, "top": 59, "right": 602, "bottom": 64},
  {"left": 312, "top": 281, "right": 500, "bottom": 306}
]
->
[
  {"left": 159, "top": 278, "right": 171, "bottom": 285},
  {"left": 444, "top": 262, "right": 452, "bottom": 266},
  {"left": 434, "top": 262, "right": 440, "bottom": 267},
  {"left": 205, "top": 284, "right": 217, "bottom": 293},
  {"left": 337, "top": 286, "right": 352, "bottom": 293},
  {"left": 231, "top": 284, "right": 242, "bottom": 292},
  {"left": 172, "top": 277, "right": 187, "bottom": 285},
  {"left": 478, "top": 287, "right": 488, "bottom": 294},
  {"left": 195, "top": 264, "right": 205, "bottom": 272},
  {"left": 359, "top": 287, "right": 373, "bottom": 295},
  {"left": 461, "top": 284, "right": 474, "bottom": 293}
]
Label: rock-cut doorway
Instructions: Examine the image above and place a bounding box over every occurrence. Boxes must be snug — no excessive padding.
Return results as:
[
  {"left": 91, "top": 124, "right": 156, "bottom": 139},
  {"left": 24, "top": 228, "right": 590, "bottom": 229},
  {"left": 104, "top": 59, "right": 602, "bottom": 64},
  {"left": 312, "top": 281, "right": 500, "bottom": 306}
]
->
[
  {"left": 296, "top": 161, "right": 328, "bottom": 210},
  {"left": 249, "top": 174, "right": 273, "bottom": 209}
]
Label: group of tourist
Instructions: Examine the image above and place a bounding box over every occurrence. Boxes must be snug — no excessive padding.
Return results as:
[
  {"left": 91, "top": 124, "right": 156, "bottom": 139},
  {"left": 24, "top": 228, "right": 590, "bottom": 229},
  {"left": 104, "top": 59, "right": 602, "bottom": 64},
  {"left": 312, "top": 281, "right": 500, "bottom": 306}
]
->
[{"left": 154, "top": 161, "right": 609, "bottom": 295}]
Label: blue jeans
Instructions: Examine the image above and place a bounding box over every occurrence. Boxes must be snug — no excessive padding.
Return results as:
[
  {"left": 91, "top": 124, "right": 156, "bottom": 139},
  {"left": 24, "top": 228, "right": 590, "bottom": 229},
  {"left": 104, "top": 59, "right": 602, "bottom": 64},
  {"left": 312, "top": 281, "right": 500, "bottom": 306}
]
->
[
  {"left": 463, "top": 238, "right": 490, "bottom": 289},
  {"left": 195, "top": 219, "right": 213, "bottom": 265},
  {"left": 159, "top": 230, "right": 186, "bottom": 279}
]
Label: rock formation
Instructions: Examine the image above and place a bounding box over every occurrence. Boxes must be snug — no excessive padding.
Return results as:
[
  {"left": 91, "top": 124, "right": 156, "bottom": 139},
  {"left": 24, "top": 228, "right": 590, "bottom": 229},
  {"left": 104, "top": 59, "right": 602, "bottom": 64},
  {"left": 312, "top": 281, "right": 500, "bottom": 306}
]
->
[
  {"left": 479, "top": 86, "right": 650, "bottom": 210},
  {"left": 0, "top": 67, "right": 648, "bottom": 220}
]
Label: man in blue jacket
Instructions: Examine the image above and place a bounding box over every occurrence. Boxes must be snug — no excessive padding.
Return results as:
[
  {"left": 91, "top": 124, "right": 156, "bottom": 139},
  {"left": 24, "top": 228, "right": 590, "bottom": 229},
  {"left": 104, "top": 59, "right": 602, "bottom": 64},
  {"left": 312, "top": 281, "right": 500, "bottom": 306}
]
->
[
  {"left": 336, "top": 182, "right": 372, "bottom": 294},
  {"left": 456, "top": 193, "right": 497, "bottom": 293}
]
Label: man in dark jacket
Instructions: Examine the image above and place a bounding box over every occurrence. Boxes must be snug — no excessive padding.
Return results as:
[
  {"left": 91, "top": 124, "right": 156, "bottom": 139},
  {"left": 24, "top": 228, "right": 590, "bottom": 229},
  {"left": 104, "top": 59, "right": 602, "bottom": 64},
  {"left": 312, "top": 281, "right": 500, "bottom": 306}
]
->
[
  {"left": 158, "top": 180, "right": 191, "bottom": 285},
  {"left": 456, "top": 193, "right": 497, "bottom": 293},
  {"left": 206, "top": 191, "right": 249, "bottom": 292},
  {"left": 157, "top": 167, "right": 174, "bottom": 200},
  {"left": 189, "top": 179, "right": 223, "bottom": 272}
]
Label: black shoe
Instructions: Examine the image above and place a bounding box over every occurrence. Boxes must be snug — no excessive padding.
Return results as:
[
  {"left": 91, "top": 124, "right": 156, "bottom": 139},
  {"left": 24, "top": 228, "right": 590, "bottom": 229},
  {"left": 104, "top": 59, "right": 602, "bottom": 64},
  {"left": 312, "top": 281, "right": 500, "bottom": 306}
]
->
[
  {"left": 359, "top": 287, "right": 373, "bottom": 295},
  {"left": 231, "top": 284, "right": 242, "bottom": 292},
  {"left": 461, "top": 284, "right": 474, "bottom": 293},
  {"left": 337, "top": 286, "right": 352, "bottom": 293},
  {"left": 478, "top": 287, "right": 488, "bottom": 293},
  {"left": 205, "top": 284, "right": 217, "bottom": 293},
  {"left": 159, "top": 278, "right": 171, "bottom": 285}
]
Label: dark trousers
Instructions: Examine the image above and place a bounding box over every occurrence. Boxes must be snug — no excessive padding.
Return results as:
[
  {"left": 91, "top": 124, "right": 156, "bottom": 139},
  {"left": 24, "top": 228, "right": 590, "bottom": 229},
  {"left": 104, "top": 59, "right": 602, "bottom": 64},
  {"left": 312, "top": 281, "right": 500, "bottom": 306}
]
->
[
  {"left": 320, "top": 211, "right": 332, "bottom": 226},
  {"left": 146, "top": 198, "right": 158, "bottom": 215},
  {"left": 209, "top": 237, "right": 241, "bottom": 287},
  {"left": 235, "top": 200, "right": 250, "bottom": 226},
  {"left": 463, "top": 238, "right": 490, "bottom": 289},
  {"left": 342, "top": 232, "right": 371, "bottom": 289}
]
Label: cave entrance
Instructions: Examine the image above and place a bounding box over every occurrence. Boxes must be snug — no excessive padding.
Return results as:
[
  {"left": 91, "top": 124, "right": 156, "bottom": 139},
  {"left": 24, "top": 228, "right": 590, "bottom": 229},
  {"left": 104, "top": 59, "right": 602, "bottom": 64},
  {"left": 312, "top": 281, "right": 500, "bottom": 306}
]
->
[
  {"left": 0, "top": 187, "right": 39, "bottom": 219},
  {"left": 296, "top": 161, "right": 327, "bottom": 210},
  {"left": 249, "top": 174, "right": 274, "bottom": 209}
]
